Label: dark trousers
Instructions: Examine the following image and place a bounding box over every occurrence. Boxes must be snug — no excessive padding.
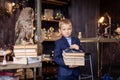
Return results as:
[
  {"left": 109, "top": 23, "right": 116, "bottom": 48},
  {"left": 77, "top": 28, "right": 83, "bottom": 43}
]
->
[{"left": 58, "top": 75, "right": 79, "bottom": 80}]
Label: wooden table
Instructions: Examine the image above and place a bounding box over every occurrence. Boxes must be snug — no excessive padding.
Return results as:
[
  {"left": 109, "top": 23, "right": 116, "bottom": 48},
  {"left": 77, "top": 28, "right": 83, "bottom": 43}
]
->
[
  {"left": 80, "top": 38, "right": 120, "bottom": 80},
  {"left": 0, "top": 62, "right": 42, "bottom": 80}
]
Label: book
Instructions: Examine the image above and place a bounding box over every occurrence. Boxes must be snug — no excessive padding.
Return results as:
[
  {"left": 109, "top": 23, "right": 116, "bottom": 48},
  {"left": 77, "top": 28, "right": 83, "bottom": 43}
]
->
[
  {"left": 0, "top": 72, "right": 15, "bottom": 76},
  {"left": 0, "top": 70, "right": 21, "bottom": 77},
  {"left": 64, "top": 61, "right": 85, "bottom": 66},
  {"left": 13, "top": 56, "right": 41, "bottom": 64},
  {"left": 63, "top": 52, "right": 85, "bottom": 57},
  {"left": 14, "top": 45, "right": 37, "bottom": 49},
  {"left": 14, "top": 52, "right": 37, "bottom": 57},
  {"left": 27, "top": 56, "right": 41, "bottom": 64},
  {"left": 15, "top": 71, "right": 23, "bottom": 76},
  {"left": 14, "top": 49, "right": 37, "bottom": 53},
  {"left": 13, "top": 57, "right": 27, "bottom": 64},
  {"left": 14, "top": 45, "right": 38, "bottom": 57},
  {"left": 0, "top": 76, "right": 19, "bottom": 80},
  {"left": 63, "top": 52, "right": 85, "bottom": 66},
  {"left": 63, "top": 57, "right": 84, "bottom": 61}
]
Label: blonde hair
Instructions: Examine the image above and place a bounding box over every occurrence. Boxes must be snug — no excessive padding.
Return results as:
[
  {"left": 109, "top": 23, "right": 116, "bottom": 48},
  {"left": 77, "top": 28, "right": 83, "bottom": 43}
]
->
[{"left": 59, "top": 19, "right": 72, "bottom": 28}]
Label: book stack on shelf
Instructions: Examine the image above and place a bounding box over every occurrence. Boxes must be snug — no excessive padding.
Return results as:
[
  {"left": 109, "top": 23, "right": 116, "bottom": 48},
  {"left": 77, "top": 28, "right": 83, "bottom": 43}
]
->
[
  {"left": 0, "top": 70, "right": 19, "bottom": 80},
  {"left": 63, "top": 52, "right": 85, "bottom": 66},
  {"left": 18, "top": 68, "right": 33, "bottom": 79},
  {"left": 14, "top": 45, "right": 37, "bottom": 57},
  {"left": 13, "top": 45, "right": 41, "bottom": 64}
]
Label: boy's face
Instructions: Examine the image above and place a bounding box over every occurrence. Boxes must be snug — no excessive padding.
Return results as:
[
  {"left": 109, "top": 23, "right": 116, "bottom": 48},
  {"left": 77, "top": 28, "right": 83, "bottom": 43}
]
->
[{"left": 59, "top": 24, "right": 72, "bottom": 38}]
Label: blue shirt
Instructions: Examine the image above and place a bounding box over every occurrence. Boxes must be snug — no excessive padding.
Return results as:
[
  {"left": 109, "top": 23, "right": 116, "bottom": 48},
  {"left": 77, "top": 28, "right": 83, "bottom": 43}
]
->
[{"left": 66, "top": 37, "right": 71, "bottom": 46}]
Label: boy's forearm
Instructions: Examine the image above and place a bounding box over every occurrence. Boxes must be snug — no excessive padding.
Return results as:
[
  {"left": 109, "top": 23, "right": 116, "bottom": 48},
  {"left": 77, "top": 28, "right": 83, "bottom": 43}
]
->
[{"left": 54, "top": 57, "right": 69, "bottom": 68}]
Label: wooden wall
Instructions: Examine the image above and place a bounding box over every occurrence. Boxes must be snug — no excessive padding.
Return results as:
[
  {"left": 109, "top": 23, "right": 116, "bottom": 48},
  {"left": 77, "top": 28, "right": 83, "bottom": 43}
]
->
[
  {"left": 0, "top": 0, "right": 16, "bottom": 47},
  {"left": 0, "top": 0, "right": 119, "bottom": 78},
  {"left": 0, "top": 0, "right": 26, "bottom": 47},
  {"left": 68, "top": 0, "right": 120, "bottom": 78},
  {"left": 68, "top": 0, "right": 100, "bottom": 77}
]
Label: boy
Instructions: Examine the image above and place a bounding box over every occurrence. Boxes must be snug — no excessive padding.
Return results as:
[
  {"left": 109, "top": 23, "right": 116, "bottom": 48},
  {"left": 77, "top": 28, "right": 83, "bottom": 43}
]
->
[{"left": 54, "top": 19, "right": 84, "bottom": 80}]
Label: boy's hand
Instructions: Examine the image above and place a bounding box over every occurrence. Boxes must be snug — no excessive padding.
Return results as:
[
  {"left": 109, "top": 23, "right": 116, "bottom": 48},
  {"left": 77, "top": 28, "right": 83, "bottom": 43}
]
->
[
  {"left": 69, "top": 65, "right": 79, "bottom": 68},
  {"left": 70, "top": 44, "right": 79, "bottom": 50}
]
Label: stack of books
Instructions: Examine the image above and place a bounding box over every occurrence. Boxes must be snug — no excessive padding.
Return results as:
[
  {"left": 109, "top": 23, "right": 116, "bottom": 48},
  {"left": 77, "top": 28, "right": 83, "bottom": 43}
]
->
[
  {"left": 14, "top": 45, "right": 37, "bottom": 57},
  {"left": 0, "top": 70, "right": 20, "bottom": 80},
  {"left": 63, "top": 52, "right": 85, "bottom": 66},
  {"left": 13, "top": 45, "right": 41, "bottom": 64}
]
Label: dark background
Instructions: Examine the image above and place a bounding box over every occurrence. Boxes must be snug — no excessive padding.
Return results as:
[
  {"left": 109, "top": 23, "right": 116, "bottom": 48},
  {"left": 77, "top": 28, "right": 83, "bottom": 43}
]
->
[{"left": 0, "top": 0, "right": 120, "bottom": 79}]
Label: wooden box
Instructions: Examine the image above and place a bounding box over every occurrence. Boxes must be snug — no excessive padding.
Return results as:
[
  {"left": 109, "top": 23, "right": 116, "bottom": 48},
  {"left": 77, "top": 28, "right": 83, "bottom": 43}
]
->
[
  {"left": 44, "top": 9, "right": 53, "bottom": 20},
  {"left": 63, "top": 52, "right": 85, "bottom": 66}
]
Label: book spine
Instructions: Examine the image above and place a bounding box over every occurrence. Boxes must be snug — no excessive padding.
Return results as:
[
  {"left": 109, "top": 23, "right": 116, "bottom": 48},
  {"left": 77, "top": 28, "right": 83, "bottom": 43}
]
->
[
  {"left": 14, "top": 52, "right": 37, "bottom": 57},
  {"left": 0, "top": 72, "right": 16, "bottom": 77},
  {"left": 14, "top": 45, "right": 37, "bottom": 49},
  {"left": 14, "top": 49, "right": 36, "bottom": 53}
]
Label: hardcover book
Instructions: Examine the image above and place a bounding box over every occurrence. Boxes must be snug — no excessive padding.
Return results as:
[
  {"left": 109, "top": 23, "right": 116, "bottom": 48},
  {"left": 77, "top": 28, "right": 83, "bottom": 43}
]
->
[
  {"left": 63, "top": 52, "right": 85, "bottom": 66},
  {"left": 14, "top": 45, "right": 37, "bottom": 57},
  {"left": 13, "top": 56, "right": 41, "bottom": 64}
]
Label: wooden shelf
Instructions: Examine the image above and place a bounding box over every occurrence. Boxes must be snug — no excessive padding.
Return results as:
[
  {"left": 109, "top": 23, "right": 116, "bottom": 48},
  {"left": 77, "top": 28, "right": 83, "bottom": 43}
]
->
[
  {"left": 44, "top": 38, "right": 59, "bottom": 41},
  {"left": 42, "top": 19, "right": 59, "bottom": 23},
  {"left": 43, "top": 37, "right": 120, "bottom": 42},
  {"left": 80, "top": 38, "right": 120, "bottom": 43},
  {"left": 42, "top": 0, "right": 69, "bottom": 6}
]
